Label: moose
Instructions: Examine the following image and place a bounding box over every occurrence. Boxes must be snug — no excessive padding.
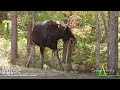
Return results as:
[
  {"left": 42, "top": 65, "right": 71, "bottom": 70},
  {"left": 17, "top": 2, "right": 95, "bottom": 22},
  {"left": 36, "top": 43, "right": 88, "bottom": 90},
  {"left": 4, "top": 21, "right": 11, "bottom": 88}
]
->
[{"left": 28, "top": 20, "right": 76, "bottom": 70}]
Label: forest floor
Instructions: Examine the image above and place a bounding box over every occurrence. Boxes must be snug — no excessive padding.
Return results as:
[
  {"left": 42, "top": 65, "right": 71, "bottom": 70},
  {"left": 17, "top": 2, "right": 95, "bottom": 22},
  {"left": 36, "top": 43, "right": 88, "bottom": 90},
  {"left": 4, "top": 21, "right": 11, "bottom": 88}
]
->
[
  {"left": 0, "top": 63, "right": 120, "bottom": 79},
  {"left": 0, "top": 52, "right": 120, "bottom": 79}
]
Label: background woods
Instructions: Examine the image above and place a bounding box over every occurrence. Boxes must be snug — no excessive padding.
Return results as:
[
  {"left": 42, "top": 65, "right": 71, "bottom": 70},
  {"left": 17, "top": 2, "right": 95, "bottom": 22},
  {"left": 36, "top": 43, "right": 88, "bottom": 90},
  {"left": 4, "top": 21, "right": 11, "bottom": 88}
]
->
[{"left": 0, "top": 11, "right": 119, "bottom": 75}]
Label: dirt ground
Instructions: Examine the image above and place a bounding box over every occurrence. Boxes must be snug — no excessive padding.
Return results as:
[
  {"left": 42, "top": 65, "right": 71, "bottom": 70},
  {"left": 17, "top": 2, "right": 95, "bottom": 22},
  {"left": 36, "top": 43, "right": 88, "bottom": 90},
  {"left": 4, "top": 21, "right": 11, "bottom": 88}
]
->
[
  {"left": 0, "top": 65, "right": 119, "bottom": 79},
  {"left": 0, "top": 58, "right": 119, "bottom": 79}
]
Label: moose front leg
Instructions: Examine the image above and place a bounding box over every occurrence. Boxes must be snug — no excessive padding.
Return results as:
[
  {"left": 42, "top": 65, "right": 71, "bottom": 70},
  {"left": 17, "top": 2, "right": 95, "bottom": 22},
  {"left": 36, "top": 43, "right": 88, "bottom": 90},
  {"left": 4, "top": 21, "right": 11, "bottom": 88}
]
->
[
  {"left": 54, "top": 49, "right": 64, "bottom": 71},
  {"left": 40, "top": 46, "right": 45, "bottom": 69}
]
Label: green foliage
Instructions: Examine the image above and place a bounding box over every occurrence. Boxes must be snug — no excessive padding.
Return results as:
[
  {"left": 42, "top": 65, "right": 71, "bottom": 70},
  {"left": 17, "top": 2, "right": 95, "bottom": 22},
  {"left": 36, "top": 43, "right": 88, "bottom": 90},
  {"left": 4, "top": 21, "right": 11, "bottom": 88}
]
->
[
  {"left": 36, "top": 11, "right": 65, "bottom": 24},
  {"left": 78, "top": 11, "right": 96, "bottom": 27},
  {"left": 1, "top": 11, "right": 120, "bottom": 73},
  {"left": 0, "top": 11, "right": 8, "bottom": 24},
  {"left": 0, "top": 38, "right": 10, "bottom": 59},
  {"left": 72, "top": 34, "right": 96, "bottom": 72},
  {"left": 17, "top": 11, "right": 29, "bottom": 32},
  {"left": 15, "top": 37, "right": 28, "bottom": 66},
  {"left": 0, "top": 20, "right": 11, "bottom": 39}
]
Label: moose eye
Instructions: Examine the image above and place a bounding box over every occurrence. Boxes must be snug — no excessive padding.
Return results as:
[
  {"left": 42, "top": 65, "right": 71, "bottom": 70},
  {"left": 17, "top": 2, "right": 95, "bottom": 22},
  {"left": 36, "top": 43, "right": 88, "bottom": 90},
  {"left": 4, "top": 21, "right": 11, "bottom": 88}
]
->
[{"left": 58, "top": 25, "right": 60, "bottom": 27}]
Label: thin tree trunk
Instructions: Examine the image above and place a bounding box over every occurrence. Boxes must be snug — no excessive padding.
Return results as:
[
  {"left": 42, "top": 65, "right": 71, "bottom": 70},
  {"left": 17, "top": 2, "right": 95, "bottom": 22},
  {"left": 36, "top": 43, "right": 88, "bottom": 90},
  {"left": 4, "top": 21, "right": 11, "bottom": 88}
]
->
[
  {"left": 31, "top": 11, "right": 35, "bottom": 61},
  {"left": 62, "top": 41, "right": 72, "bottom": 71},
  {"left": 10, "top": 11, "right": 18, "bottom": 63},
  {"left": 108, "top": 11, "right": 118, "bottom": 75},
  {"left": 62, "top": 41, "right": 71, "bottom": 64},
  {"left": 101, "top": 12, "right": 109, "bottom": 69},
  {"left": 28, "top": 11, "right": 36, "bottom": 67},
  {"left": 96, "top": 13, "right": 100, "bottom": 70},
  {"left": 62, "top": 13, "right": 72, "bottom": 71},
  {"left": 107, "top": 11, "right": 110, "bottom": 69},
  {"left": 101, "top": 12, "right": 108, "bottom": 39},
  {"left": 27, "top": 12, "right": 32, "bottom": 55},
  {"left": 7, "top": 23, "right": 9, "bottom": 34},
  {"left": 0, "top": 11, "right": 7, "bottom": 24}
]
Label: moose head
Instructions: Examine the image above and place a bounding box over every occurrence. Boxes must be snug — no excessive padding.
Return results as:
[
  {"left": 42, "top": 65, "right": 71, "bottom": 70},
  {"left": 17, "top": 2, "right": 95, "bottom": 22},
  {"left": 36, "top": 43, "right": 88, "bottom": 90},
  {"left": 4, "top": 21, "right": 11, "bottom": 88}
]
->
[{"left": 62, "top": 25, "right": 76, "bottom": 44}]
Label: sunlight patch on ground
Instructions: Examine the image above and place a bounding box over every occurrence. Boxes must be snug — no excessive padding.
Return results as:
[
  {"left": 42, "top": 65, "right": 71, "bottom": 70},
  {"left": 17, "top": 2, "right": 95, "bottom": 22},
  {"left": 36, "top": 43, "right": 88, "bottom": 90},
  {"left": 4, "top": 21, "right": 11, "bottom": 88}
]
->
[
  {"left": 0, "top": 38, "right": 10, "bottom": 67},
  {"left": 0, "top": 57, "right": 10, "bottom": 67}
]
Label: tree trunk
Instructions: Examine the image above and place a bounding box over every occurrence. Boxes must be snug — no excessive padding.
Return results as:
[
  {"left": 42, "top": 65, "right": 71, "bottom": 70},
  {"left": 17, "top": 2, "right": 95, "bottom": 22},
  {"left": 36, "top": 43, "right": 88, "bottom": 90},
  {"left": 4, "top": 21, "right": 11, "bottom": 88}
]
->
[
  {"left": 107, "top": 11, "right": 110, "bottom": 69},
  {"left": 28, "top": 11, "right": 36, "bottom": 67},
  {"left": 62, "top": 14, "right": 72, "bottom": 71},
  {"left": 96, "top": 13, "right": 100, "bottom": 70},
  {"left": 62, "top": 41, "right": 72, "bottom": 71},
  {"left": 10, "top": 11, "right": 18, "bottom": 63},
  {"left": 31, "top": 11, "right": 36, "bottom": 64},
  {"left": 62, "top": 41, "right": 72, "bottom": 64},
  {"left": 0, "top": 11, "right": 8, "bottom": 24},
  {"left": 27, "top": 12, "right": 32, "bottom": 55},
  {"left": 101, "top": 12, "right": 108, "bottom": 39},
  {"left": 108, "top": 11, "right": 118, "bottom": 75},
  {"left": 7, "top": 22, "right": 9, "bottom": 34},
  {"left": 101, "top": 12, "right": 109, "bottom": 69}
]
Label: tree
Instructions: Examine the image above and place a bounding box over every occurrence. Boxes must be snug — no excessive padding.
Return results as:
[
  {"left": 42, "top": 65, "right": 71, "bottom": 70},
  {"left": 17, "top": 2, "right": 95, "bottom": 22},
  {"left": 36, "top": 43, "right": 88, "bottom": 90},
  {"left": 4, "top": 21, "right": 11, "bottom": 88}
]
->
[
  {"left": 101, "top": 12, "right": 108, "bottom": 44},
  {"left": 62, "top": 12, "right": 73, "bottom": 71},
  {"left": 96, "top": 13, "right": 100, "bottom": 70},
  {"left": 27, "top": 12, "right": 32, "bottom": 55},
  {"left": 101, "top": 11, "right": 109, "bottom": 69},
  {"left": 10, "top": 11, "right": 18, "bottom": 63},
  {"left": 0, "top": 11, "right": 8, "bottom": 24},
  {"left": 107, "top": 11, "right": 110, "bottom": 69},
  {"left": 108, "top": 11, "right": 118, "bottom": 75},
  {"left": 27, "top": 11, "right": 36, "bottom": 67}
]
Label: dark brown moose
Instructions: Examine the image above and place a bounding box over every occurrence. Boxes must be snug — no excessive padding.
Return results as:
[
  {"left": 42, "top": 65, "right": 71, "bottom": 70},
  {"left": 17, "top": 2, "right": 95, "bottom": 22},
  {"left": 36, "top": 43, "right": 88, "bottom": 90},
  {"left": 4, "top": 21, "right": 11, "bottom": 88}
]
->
[{"left": 28, "top": 20, "right": 76, "bottom": 70}]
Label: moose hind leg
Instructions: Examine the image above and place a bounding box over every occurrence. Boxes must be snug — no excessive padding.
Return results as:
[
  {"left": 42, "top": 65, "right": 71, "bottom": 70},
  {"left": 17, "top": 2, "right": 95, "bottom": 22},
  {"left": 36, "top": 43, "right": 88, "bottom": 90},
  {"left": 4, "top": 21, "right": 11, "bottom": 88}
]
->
[
  {"left": 54, "top": 49, "right": 64, "bottom": 71},
  {"left": 52, "top": 50, "right": 55, "bottom": 65},
  {"left": 40, "top": 46, "right": 45, "bottom": 69}
]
